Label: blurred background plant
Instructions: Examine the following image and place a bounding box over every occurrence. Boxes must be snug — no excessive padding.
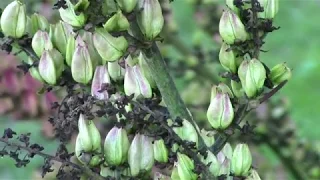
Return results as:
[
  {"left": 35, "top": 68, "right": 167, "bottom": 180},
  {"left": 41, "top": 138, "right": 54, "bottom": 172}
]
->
[{"left": 0, "top": 0, "right": 320, "bottom": 179}]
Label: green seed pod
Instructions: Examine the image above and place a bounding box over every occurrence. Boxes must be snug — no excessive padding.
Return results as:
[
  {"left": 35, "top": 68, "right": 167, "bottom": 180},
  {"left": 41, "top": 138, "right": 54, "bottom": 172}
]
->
[
  {"left": 176, "top": 153, "right": 197, "bottom": 180},
  {"left": 226, "top": 0, "right": 239, "bottom": 14},
  {"left": 58, "top": 0, "right": 87, "bottom": 27},
  {"left": 231, "top": 143, "right": 252, "bottom": 176},
  {"left": 32, "top": 30, "right": 53, "bottom": 57},
  {"left": 104, "top": 126, "right": 130, "bottom": 166},
  {"left": 26, "top": 57, "right": 44, "bottom": 82},
  {"left": 219, "top": 9, "right": 247, "bottom": 44},
  {"left": 93, "top": 28, "right": 128, "bottom": 63},
  {"left": 26, "top": 13, "right": 49, "bottom": 36},
  {"left": 200, "top": 129, "right": 215, "bottom": 147},
  {"left": 270, "top": 63, "right": 292, "bottom": 86},
  {"left": 137, "top": 0, "right": 164, "bottom": 40},
  {"left": 74, "top": 0, "right": 90, "bottom": 11},
  {"left": 222, "top": 143, "right": 233, "bottom": 160},
  {"left": 258, "top": 0, "right": 279, "bottom": 19},
  {"left": 81, "top": 31, "right": 102, "bottom": 68},
  {"left": 91, "top": 65, "right": 111, "bottom": 100},
  {"left": 219, "top": 42, "right": 237, "bottom": 73},
  {"left": 65, "top": 34, "right": 76, "bottom": 66},
  {"left": 116, "top": 0, "right": 138, "bottom": 13},
  {"left": 102, "top": 0, "right": 118, "bottom": 16},
  {"left": 210, "top": 83, "right": 234, "bottom": 99},
  {"left": 75, "top": 135, "right": 102, "bottom": 166},
  {"left": 108, "top": 60, "right": 125, "bottom": 81},
  {"left": 200, "top": 151, "right": 220, "bottom": 176},
  {"left": 238, "top": 59, "right": 266, "bottom": 98},
  {"left": 78, "top": 114, "right": 101, "bottom": 152},
  {"left": 128, "top": 134, "right": 154, "bottom": 176},
  {"left": 153, "top": 139, "right": 169, "bottom": 163},
  {"left": 124, "top": 60, "right": 153, "bottom": 98},
  {"left": 231, "top": 80, "right": 245, "bottom": 98},
  {"left": 246, "top": 169, "right": 261, "bottom": 180},
  {"left": 171, "top": 164, "right": 180, "bottom": 180},
  {"left": 207, "top": 92, "right": 234, "bottom": 130},
  {"left": 0, "top": 0, "right": 27, "bottom": 38},
  {"left": 173, "top": 119, "right": 198, "bottom": 147},
  {"left": 51, "top": 21, "right": 74, "bottom": 57},
  {"left": 137, "top": 52, "right": 156, "bottom": 88},
  {"left": 103, "top": 10, "right": 130, "bottom": 32},
  {"left": 38, "top": 49, "right": 64, "bottom": 85},
  {"left": 71, "top": 36, "right": 94, "bottom": 84}
]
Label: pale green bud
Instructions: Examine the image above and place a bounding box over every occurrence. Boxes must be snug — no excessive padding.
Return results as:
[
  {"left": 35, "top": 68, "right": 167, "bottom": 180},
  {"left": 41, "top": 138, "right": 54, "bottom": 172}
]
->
[
  {"left": 177, "top": 153, "right": 197, "bottom": 180},
  {"left": 78, "top": 114, "right": 101, "bottom": 152},
  {"left": 116, "top": 0, "right": 138, "bottom": 13},
  {"left": 74, "top": 0, "right": 90, "bottom": 11},
  {"left": 75, "top": 135, "right": 103, "bottom": 166},
  {"left": 238, "top": 59, "right": 266, "bottom": 98},
  {"left": 173, "top": 119, "right": 198, "bottom": 147},
  {"left": 226, "top": 0, "right": 239, "bottom": 14},
  {"left": 153, "top": 139, "right": 168, "bottom": 163},
  {"left": 71, "top": 36, "right": 94, "bottom": 84},
  {"left": 124, "top": 61, "right": 152, "bottom": 98},
  {"left": 27, "top": 13, "right": 49, "bottom": 36},
  {"left": 81, "top": 31, "right": 102, "bottom": 68},
  {"left": 231, "top": 143, "right": 252, "bottom": 176},
  {"left": 32, "top": 30, "right": 53, "bottom": 57},
  {"left": 51, "top": 21, "right": 74, "bottom": 56},
  {"left": 219, "top": 42, "right": 237, "bottom": 73},
  {"left": 93, "top": 28, "right": 128, "bottom": 63},
  {"left": 103, "top": 10, "right": 130, "bottom": 32},
  {"left": 65, "top": 34, "right": 76, "bottom": 66},
  {"left": 59, "top": 0, "right": 87, "bottom": 27},
  {"left": 38, "top": 49, "right": 64, "bottom": 85},
  {"left": 108, "top": 60, "right": 125, "bottom": 81},
  {"left": 137, "top": 0, "right": 164, "bottom": 40},
  {"left": 171, "top": 164, "right": 181, "bottom": 180},
  {"left": 91, "top": 65, "right": 111, "bottom": 100},
  {"left": 0, "top": 0, "right": 27, "bottom": 38},
  {"left": 200, "top": 129, "right": 215, "bottom": 147},
  {"left": 258, "top": 0, "right": 279, "bottom": 19},
  {"left": 128, "top": 134, "right": 154, "bottom": 176},
  {"left": 219, "top": 9, "right": 247, "bottom": 44},
  {"left": 222, "top": 143, "right": 233, "bottom": 160},
  {"left": 231, "top": 80, "right": 245, "bottom": 98},
  {"left": 207, "top": 92, "right": 234, "bottom": 130},
  {"left": 137, "top": 52, "right": 156, "bottom": 88},
  {"left": 26, "top": 57, "right": 44, "bottom": 83},
  {"left": 102, "top": 0, "right": 118, "bottom": 16},
  {"left": 246, "top": 169, "right": 261, "bottom": 180},
  {"left": 200, "top": 151, "right": 220, "bottom": 176},
  {"left": 210, "top": 83, "right": 234, "bottom": 100},
  {"left": 270, "top": 63, "right": 291, "bottom": 86},
  {"left": 104, "top": 126, "right": 130, "bottom": 166}
]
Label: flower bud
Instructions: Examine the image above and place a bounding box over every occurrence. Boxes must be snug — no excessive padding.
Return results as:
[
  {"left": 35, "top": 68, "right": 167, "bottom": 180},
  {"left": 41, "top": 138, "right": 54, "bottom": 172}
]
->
[
  {"left": 211, "top": 83, "right": 234, "bottom": 99},
  {"left": 270, "top": 63, "right": 292, "bottom": 86},
  {"left": 65, "top": 35, "right": 76, "bottom": 66},
  {"left": 219, "top": 43, "right": 237, "bottom": 73},
  {"left": 246, "top": 169, "right": 261, "bottom": 180},
  {"left": 93, "top": 28, "right": 128, "bottom": 63},
  {"left": 81, "top": 31, "right": 102, "bottom": 68},
  {"left": 59, "top": 0, "right": 87, "bottom": 27},
  {"left": 200, "top": 151, "right": 220, "bottom": 176},
  {"left": 103, "top": 10, "right": 130, "bottom": 32},
  {"left": 78, "top": 114, "right": 101, "bottom": 152},
  {"left": 128, "top": 134, "right": 154, "bottom": 176},
  {"left": 207, "top": 92, "right": 234, "bottom": 130},
  {"left": 26, "top": 57, "right": 44, "bottom": 83},
  {"left": 124, "top": 61, "right": 152, "bottom": 98},
  {"left": 153, "top": 139, "right": 168, "bottom": 163},
  {"left": 71, "top": 36, "right": 94, "bottom": 84},
  {"left": 108, "top": 60, "right": 125, "bottom": 81},
  {"left": 231, "top": 143, "right": 252, "bottom": 176},
  {"left": 26, "top": 13, "right": 49, "bottom": 36},
  {"left": 231, "top": 80, "right": 245, "bottom": 98},
  {"left": 258, "top": 0, "right": 279, "bottom": 19},
  {"left": 171, "top": 164, "right": 180, "bottom": 180},
  {"left": 137, "top": 0, "right": 164, "bottom": 40},
  {"left": 219, "top": 157, "right": 231, "bottom": 176},
  {"left": 226, "top": 0, "right": 239, "bottom": 14},
  {"left": 0, "top": 0, "right": 27, "bottom": 38},
  {"left": 116, "top": 0, "right": 138, "bottom": 13},
  {"left": 39, "top": 49, "right": 64, "bottom": 85},
  {"left": 75, "top": 135, "right": 102, "bottom": 166},
  {"left": 176, "top": 153, "right": 197, "bottom": 180},
  {"left": 219, "top": 9, "right": 247, "bottom": 44},
  {"left": 74, "top": 0, "right": 90, "bottom": 11},
  {"left": 200, "top": 129, "right": 215, "bottom": 147},
  {"left": 173, "top": 119, "right": 198, "bottom": 147},
  {"left": 222, "top": 143, "right": 233, "bottom": 160},
  {"left": 32, "top": 30, "right": 53, "bottom": 57},
  {"left": 238, "top": 59, "right": 266, "bottom": 98},
  {"left": 104, "top": 127, "right": 130, "bottom": 166},
  {"left": 137, "top": 52, "right": 156, "bottom": 88},
  {"left": 91, "top": 65, "right": 111, "bottom": 100},
  {"left": 51, "top": 21, "right": 74, "bottom": 56}
]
